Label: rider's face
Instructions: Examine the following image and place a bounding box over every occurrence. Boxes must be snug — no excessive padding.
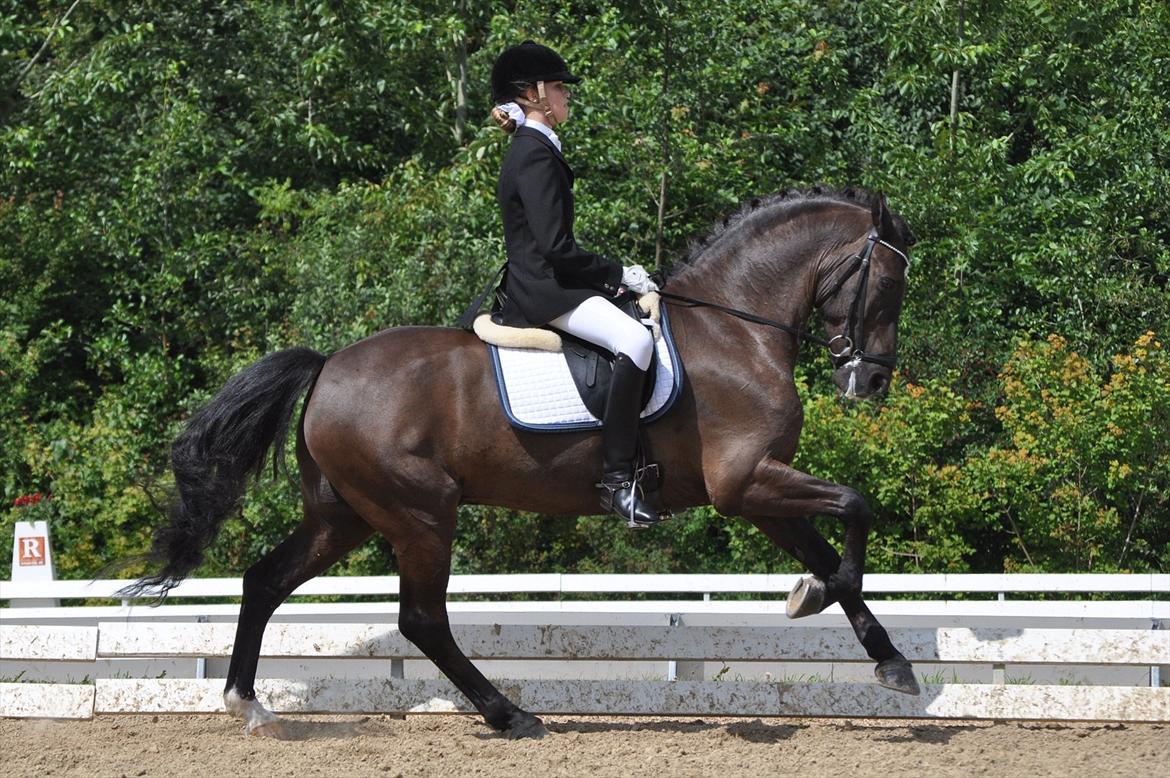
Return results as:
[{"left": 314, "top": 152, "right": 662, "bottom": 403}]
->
[
  {"left": 545, "top": 81, "right": 571, "bottom": 125},
  {"left": 526, "top": 81, "right": 571, "bottom": 126}
]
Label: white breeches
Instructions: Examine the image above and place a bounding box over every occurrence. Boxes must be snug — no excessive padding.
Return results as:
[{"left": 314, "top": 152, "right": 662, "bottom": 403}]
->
[{"left": 549, "top": 296, "right": 654, "bottom": 371}]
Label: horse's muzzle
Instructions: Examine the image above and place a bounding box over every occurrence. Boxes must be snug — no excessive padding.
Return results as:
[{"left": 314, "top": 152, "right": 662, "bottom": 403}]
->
[{"left": 833, "top": 360, "right": 891, "bottom": 400}]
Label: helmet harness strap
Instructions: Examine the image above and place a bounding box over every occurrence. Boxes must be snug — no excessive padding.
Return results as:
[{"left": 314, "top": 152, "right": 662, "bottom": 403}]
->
[{"left": 514, "top": 80, "right": 557, "bottom": 126}]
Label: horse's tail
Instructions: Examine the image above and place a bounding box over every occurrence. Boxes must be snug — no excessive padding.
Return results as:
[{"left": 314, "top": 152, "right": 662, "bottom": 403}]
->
[{"left": 119, "top": 347, "right": 327, "bottom": 600}]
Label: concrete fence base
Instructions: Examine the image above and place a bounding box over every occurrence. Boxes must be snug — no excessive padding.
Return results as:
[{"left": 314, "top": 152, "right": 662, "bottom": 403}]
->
[{"left": 5, "top": 679, "right": 1167, "bottom": 723}]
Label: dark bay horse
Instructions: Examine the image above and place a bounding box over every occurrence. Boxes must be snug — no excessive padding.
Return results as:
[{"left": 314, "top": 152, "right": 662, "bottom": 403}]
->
[{"left": 126, "top": 187, "right": 918, "bottom": 738}]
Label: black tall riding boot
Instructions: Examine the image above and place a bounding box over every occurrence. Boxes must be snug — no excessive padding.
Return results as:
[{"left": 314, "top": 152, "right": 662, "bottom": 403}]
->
[{"left": 597, "top": 353, "right": 670, "bottom": 528}]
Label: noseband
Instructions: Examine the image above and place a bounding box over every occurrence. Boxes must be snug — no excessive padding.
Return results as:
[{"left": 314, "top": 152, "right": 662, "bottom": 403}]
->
[{"left": 658, "top": 228, "right": 910, "bottom": 369}]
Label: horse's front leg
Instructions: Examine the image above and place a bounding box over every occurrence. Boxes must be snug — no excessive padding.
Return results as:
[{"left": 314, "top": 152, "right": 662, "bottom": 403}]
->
[
  {"left": 747, "top": 514, "right": 920, "bottom": 695},
  {"left": 734, "top": 458, "right": 871, "bottom": 606},
  {"left": 724, "top": 457, "right": 920, "bottom": 695}
]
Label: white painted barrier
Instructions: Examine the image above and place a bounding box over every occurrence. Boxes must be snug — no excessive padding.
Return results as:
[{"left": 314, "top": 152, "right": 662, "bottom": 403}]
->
[
  {"left": 1, "top": 624, "right": 97, "bottom": 661},
  {"left": 0, "top": 682, "right": 94, "bottom": 718},
  {"left": 2, "top": 572, "right": 1168, "bottom": 601},
  {"left": 4, "top": 621, "right": 1167, "bottom": 722},
  {"left": 5, "top": 676, "right": 1165, "bottom": 722},
  {"left": 2, "top": 574, "right": 1168, "bottom": 723},
  {"left": 4, "top": 599, "right": 1167, "bottom": 628},
  {"left": 90, "top": 622, "right": 1168, "bottom": 666},
  {"left": 86, "top": 678, "right": 1169, "bottom": 722}
]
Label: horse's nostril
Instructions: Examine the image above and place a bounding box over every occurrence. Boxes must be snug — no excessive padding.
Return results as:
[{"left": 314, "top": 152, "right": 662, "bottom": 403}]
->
[{"left": 870, "top": 373, "right": 890, "bottom": 395}]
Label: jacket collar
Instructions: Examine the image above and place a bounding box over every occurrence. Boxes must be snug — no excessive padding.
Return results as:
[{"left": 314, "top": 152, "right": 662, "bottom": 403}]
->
[
  {"left": 516, "top": 125, "right": 573, "bottom": 179},
  {"left": 522, "top": 118, "right": 561, "bottom": 151}
]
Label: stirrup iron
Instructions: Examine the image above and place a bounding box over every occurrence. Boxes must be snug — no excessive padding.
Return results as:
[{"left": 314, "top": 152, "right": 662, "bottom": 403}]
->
[{"left": 597, "top": 467, "right": 671, "bottom": 529}]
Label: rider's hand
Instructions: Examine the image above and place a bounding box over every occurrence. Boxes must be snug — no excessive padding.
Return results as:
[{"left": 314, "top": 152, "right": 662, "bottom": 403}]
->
[{"left": 622, "top": 264, "right": 659, "bottom": 295}]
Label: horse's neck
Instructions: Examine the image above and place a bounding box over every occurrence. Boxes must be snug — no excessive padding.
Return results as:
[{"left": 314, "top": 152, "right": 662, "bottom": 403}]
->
[{"left": 669, "top": 240, "right": 819, "bottom": 330}]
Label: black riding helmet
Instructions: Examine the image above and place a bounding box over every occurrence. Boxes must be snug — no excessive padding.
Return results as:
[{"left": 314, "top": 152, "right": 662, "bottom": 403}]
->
[{"left": 491, "top": 41, "right": 581, "bottom": 103}]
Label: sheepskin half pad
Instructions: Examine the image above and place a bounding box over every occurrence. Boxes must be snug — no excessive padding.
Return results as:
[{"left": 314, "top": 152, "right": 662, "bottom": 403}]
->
[{"left": 472, "top": 292, "right": 662, "bottom": 351}]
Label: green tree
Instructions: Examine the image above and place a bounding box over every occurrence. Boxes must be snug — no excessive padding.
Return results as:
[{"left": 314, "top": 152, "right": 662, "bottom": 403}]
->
[{"left": 2, "top": 0, "right": 1167, "bottom": 581}]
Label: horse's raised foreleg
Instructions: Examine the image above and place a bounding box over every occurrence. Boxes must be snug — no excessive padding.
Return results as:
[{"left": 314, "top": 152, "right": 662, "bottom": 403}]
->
[
  {"left": 747, "top": 515, "right": 920, "bottom": 695},
  {"left": 393, "top": 528, "right": 547, "bottom": 739},
  {"left": 223, "top": 505, "right": 372, "bottom": 737},
  {"left": 728, "top": 457, "right": 920, "bottom": 695},
  {"left": 736, "top": 458, "right": 871, "bottom": 603}
]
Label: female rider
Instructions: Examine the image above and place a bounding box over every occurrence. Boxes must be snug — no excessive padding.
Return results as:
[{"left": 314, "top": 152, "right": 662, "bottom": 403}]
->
[{"left": 486, "top": 41, "right": 669, "bottom": 528}]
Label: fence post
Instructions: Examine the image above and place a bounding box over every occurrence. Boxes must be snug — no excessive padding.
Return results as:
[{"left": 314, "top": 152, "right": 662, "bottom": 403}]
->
[
  {"left": 668, "top": 613, "right": 704, "bottom": 681},
  {"left": 1153, "top": 619, "right": 1168, "bottom": 689},
  {"left": 195, "top": 615, "right": 209, "bottom": 680},
  {"left": 995, "top": 586, "right": 1007, "bottom": 684}
]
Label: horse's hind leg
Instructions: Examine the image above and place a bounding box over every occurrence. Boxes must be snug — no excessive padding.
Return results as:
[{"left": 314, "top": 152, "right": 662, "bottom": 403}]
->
[
  {"left": 748, "top": 515, "right": 920, "bottom": 695},
  {"left": 389, "top": 521, "right": 547, "bottom": 739},
  {"left": 223, "top": 499, "right": 372, "bottom": 737}
]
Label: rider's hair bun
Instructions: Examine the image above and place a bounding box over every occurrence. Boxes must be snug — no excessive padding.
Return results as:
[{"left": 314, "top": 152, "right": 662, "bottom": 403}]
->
[{"left": 491, "top": 106, "right": 518, "bottom": 134}]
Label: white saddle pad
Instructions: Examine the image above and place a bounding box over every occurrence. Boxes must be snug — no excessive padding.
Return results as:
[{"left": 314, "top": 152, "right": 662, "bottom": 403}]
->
[{"left": 487, "top": 312, "right": 683, "bottom": 432}]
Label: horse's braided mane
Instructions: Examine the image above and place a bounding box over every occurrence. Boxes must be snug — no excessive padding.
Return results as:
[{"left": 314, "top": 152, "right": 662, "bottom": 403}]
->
[{"left": 663, "top": 185, "right": 915, "bottom": 278}]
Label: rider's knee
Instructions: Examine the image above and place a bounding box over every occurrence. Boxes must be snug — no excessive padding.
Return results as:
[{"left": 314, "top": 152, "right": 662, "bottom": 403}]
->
[{"left": 615, "top": 324, "right": 653, "bottom": 370}]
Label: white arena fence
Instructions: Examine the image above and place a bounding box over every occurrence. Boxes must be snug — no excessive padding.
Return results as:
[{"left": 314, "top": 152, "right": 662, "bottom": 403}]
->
[{"left": 1, "top": 573, "right": 1167, "bottom": 723}]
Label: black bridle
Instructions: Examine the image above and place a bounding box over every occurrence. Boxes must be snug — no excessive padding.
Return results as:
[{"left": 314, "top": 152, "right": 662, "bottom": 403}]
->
[{"left": 658, "top": 228, "right": 910, "bottom": 369}]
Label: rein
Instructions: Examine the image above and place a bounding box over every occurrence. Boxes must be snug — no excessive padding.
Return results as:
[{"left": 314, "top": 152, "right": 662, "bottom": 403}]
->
[{"left": 658, "top": 228, "right": 908, "bottom": 370}]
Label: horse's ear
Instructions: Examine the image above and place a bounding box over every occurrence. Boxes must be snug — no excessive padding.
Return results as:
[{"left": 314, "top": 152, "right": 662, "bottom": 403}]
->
[{"left": 870, "top": 192, "right": 887, "bottom": 229}]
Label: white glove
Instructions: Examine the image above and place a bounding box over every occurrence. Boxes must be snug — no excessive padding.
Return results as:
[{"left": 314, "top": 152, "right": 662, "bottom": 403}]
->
[{"left": 621, "top": 264, "right": 659, "bottom": 295}]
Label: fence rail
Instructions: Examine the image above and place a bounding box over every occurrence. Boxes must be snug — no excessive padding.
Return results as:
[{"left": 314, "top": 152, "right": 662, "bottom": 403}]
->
[
  {"left": 3, "top": 572, "right": 1169, "bottom": 602},
  {"left": 3, "top": 574, "right": 1168, "bottom": 723},
  {"left": 4, "top": 622, "right": 1164, "bottom": 665}
]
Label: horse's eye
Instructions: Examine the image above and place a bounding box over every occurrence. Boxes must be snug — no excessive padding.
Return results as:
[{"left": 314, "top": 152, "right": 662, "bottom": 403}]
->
[{"left": 878, "top": 276, "right": 898, "bottom": 291}]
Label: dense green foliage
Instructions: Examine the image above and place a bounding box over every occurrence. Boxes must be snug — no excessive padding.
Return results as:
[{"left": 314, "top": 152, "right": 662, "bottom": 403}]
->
[{"left": 2, "top": 0, "right": 1167, "bottom": 581}]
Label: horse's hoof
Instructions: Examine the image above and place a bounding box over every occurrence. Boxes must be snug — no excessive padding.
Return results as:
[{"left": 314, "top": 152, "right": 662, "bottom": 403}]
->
[
  {"left": 505, "top": 712, "right": 548, "bottom": 740},
  {"left": 248, "top": 720, "right": 289, "bottom": 739},
  {"left": 786, "top": 575, "right": 827, "bottom": 618},
  {"left": 875, "top": 657, "right": 921, "bottom": 696}
]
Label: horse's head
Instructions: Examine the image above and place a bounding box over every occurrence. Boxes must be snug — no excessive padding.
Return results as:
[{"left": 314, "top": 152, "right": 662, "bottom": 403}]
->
[
  {"left": 816, "top": 195, "right": 912, "bottom": 400},
  {"left": 661, "top": 187, "right": 913, "bottom": 400}
]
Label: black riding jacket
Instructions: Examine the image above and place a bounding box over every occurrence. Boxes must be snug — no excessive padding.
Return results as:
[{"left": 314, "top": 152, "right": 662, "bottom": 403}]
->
[{"left": 495, "top": 126, "right": 622, "bottom": 327}]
